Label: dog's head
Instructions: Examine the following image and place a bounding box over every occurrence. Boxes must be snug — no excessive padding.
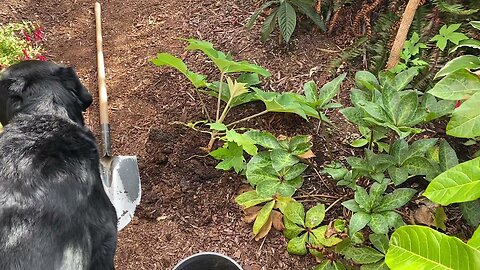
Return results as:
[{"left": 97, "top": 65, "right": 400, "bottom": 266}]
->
[{"left": 0, "top": 60, "right": 93, "bottom": 126}]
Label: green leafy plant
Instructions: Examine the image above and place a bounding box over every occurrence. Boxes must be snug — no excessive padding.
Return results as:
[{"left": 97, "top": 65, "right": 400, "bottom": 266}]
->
[
  {"left": 341, "top": 68, "right": 428, "bottom": 139},
  {"left": 390, "top": 32, "right": 428, "bottom": 74},
  {"left": 342, "top": 179, "right": 416, "bottom": 235},
  {"left": 246, "top": 0, "right": 326, "bottom": 43},
  {"left": 283, "top": 201, "right": 344, "bottom": 257},
  {"left": 151, "top": 39, "right": 345, "bottom": 151},
  {"left": 340, "top": 234, "right": 389, "bottom": 269},
  {"left": 385, "top": 225, "right": 480, "bottom": 269},
  {"left": 428, "top": 24, "right": 480, "bottom": 138},
  {"left": 431, "top": 23, "right": 469, "bottom": 51},
  {"left": 350, "top": 126, "right": 389, "bottom": 153}
]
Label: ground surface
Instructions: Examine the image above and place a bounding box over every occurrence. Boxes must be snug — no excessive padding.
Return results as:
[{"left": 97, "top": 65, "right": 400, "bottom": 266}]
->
[{"left": 1, "top": 1, "right": 471, "bottom": 269}]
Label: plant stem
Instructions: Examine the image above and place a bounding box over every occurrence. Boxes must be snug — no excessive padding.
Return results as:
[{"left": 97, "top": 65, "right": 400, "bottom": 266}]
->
[
  {"left": 368, "top": 129, "right": 374, "bottom": 150},
  {"left": 218, "top": 97, "right": 233, "bottom": 124},
  {"left": 226, "top": 110, "right": 269, "bottom": 127},
  {"left": 216, "top": 72, "right": 225, "bottom": 121}
]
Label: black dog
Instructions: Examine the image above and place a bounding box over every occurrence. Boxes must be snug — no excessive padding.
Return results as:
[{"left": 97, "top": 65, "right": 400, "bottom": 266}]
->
[{"left": 0, "top": 61, "right": 117, "bottom": 269}]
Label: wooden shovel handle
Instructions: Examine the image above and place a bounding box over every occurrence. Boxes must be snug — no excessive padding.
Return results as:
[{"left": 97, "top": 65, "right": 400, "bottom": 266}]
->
[{"left": 95, "top": 2, "right": 109, "bottom": 125}]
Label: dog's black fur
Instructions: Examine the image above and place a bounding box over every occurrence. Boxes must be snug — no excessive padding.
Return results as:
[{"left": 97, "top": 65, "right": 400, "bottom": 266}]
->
[{"left": 0, "top": 61, "right": 117, "bottom": 270}]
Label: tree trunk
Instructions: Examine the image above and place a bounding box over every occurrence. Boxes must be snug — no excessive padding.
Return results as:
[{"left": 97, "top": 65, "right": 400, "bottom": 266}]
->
[{"left": 386, "top": 0, "right": 422, "bottom": 69}]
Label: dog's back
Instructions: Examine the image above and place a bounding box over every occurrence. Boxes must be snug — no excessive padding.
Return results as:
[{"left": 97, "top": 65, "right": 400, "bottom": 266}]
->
[{"left": 0, "top": 61, "right": 117, "bottom": 270}]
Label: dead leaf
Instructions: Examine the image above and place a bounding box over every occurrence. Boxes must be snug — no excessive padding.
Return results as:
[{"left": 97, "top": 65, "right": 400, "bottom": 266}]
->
[
  {"left": 254, "top": 214, "right": 273, "bottom": 241},
  {"left": 298, "top": 150, "right": 316, "bottom": 159},
  {"left": 237, "top": 184, "right": 254, "bottom": 195},
  {"left": 271, "top": 210, "right": 285, "bottom": 231},
  {"left": 434, "top": 206, "right": 447, "bottom": 231},
  {"left": 325, "top": 220, "right": 336, "bottom": 238},
  {"left": 413, "top": 205, "right": 434, "bottom": 226},
  {"left": 243, "top": 206, "right": 262, "bottom": 223}
]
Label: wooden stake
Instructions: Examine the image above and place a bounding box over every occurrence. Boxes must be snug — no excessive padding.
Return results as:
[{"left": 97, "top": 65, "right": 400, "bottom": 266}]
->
[{"left": 386, "top": 0, "right": 422, "bottom": 69}]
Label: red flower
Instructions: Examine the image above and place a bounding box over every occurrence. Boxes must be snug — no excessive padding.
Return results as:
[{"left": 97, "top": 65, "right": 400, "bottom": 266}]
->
[
  {"left": 23, "top": 31, "right": 32, "bottom": 42},
  {"left": 33, "top": 28, "right": 44, "bottom": 42},
  {"left": 22, "top": 48, "right": 31, "bottom": 59},
  {"left": 455, "top": 100, "right": 461, "bottom": 108},
  {"left": 36, "top": 54, "right": 47, "bottom": 61}
]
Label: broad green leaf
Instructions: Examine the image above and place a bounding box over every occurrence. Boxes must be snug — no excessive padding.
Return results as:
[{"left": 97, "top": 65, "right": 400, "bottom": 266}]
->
[
  {"left": 312, "top": 225, "right": 343, "bottom": 247},
  {"left": 351, "top": 138, "right": 369, "bottom": 147},
  {"left": 260, "top": 10, "right": 279, "bottom": 42},
  {"left": 349, "top": 212, "right": 371, "bottom": 236},
  {"left": 306, "top": 204, "right": 326, "bottom": 228},
  {"left": 350, "top": 89, "right": 370, "bottom": 107},
  {"left": 403, "top": 156, "right": 436, "bottom": 176},
  {"left": 447, "top": 92, "right": 480, "bottom": 138},
  {"left": 391, "top": 67, "right": 421, "bottom": 92},
  {"left": 439, "top": 140, "right": 458, "bottom": 171},
  {"left": 360, "top": 261, "right": 389, "bottom": 270},
  {"left": 290, "top": 0, "right": 326, "bottom": 32},
  {"left": 429, "top": 70, "right": 480, "bottom": 100},
  {"left": 342, "top": 199, "right": 362, "bottom": 212},
  {"left": 323, "top": 161, "right": 349, "bottom": 181},
  {"left": 184, "top": 39, "right": 270, "bottom": 76},
  {"left": 317, "top": 73, "right": 346, "bottom": 108},
  {"left": 253, "top": 200, "right": 275, "bottom": 235},
  {"left": 226, "top": 77, "right": 248, "bottom": 99},
  {"left": 256, "top": 179, "right": 281, "bottom": 197},
  {"left": 284, "top": 163, "right": 308, "bottom": 180},
  {"left": 471, "top": 21, "right": 480, "bottom": 30},
  {"left": 386, "top": 225, "right": 480, "bottom": 269},
  {"left": 284, "top": 201, "right": 305, "bottom": 227},
  {"left": 383, "top": 211, "right": 405, "bottom": 229},
  {"left": 359, "top": 101, "right": 389, "bottom": 122},
  {"left": 406, "top": 138, "right": 439, "bottom": 161},
  {"left": 424, "top": 157, "right": 480, "bottom": 205},
  {"left": 370, "top": 234, "right": 389, "bottom": 254},
  {"left": 287, "top": 233, "right": 308, "bottom": 255},
  {"left": 237, "top": 73, "right": 261, "bottom": 86},
  {"left": 150, "top": 53, "right": 207, "bottom": 88},
  {"left": 246, "top": 153, "right": 278, "bottom": 186},
  {"left": 342, "top": 246, "right": 385, "bottom": 264},
  {"left": 235, "top": 190, "right": 272, "bottom": 208},
  {"left": 460, "top": 199, "right": 480, "bottom": 227},
  {"left": 390, "top": 139, "right": 408, "bottom": 165},
  {"left": 450, "top": 39, "right": 480, "bottom": 53},
  {"left": 435, "top": 55, "right": 480, "bottom": 79},
  {"left": 356, "top": 70, "right": 380, "bottom": 91},
  {"left": 340, "top": 107, "right": 370, "bottom": 127},
  {"left": 369, "top": 213, "right": 389, "bottom": 234},
  {"left": 225, "top": 130, "right": 258, "bottom": 155},
  {"left": 467, "top": 226, "right": 480, "bottom": 250},
  {"left": 270, "top": 148, "right": 299, "bottom": 172},
  {"left": 245, "top": 130, "right": 281, "bottom": 149},
  {"left": 304, "top": 80, "right": 318, "bottom": 104},
  {"left": 277, "top": 1, "right": 296, "bottom": 43},
  {"left": 388, "top": 166, "right": 409, "bottom": 186},
  {"left": 288, "top": 135, "right": 312, "bottom": 155},
  {"left": 210, "top": 142, "right": 245, "bottom": 173},
  {"left": 253, "top": 89, "right": 319, "bottom": 119},
  {"left": 391, "top": 91, "right": 418, "bottom": 126},
  {"left": 284, "top": 216, "right": 305, "bottom": 239},
  {"left": 369, "top": 180, "right": 389, "bottom": 208},
  {"left": 374, "top": 188, "right": 416, "bottom": 212},
  {"left": 355, "top": 186, "right": 372, "bottom": 211}
]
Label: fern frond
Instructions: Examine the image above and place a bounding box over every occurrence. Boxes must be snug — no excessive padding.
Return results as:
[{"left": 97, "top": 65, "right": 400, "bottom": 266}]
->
[
  {"left": 328, "top": 37, "right": 368, "bottom": 72},
  {"left": 432, "top": 0, "right": 479, "bottom": 16}
]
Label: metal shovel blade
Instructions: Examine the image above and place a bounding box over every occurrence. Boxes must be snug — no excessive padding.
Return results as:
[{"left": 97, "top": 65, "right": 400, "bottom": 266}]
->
[{"left": 100, "top": 155, "right": 141, "bottom": 231}]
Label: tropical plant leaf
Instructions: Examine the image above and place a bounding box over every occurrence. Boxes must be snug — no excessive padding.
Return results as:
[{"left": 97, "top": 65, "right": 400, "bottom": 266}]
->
[
  {"left": 435, "top": 55, "right": 480, "bottom": 79},
  {"left": 349, "top": 212, "right": 371, "bottom": 236},
  {"left": 306, "top": 204, "right": 326, "bottom": 228},
  {"left": 317, "top": 73, "right": 346, "bottom": 108},
  {"left": 260, "top": 10, "right": 279, "bottom": 42},
  {"left": 235, "top": 190, "right": 272, "bottom": 208},
  {"left": 290, "top": 0, "right": 327, "bottom": 31},
  {"left": 253, "top": 200, "right": 275, "bottom": 235},
  {"left": 374, "top": 188, "right": 416, "bottom": 212},
  {"left": 447, "top": 92, "right": 480, "bottom": 138},
  {"left": 270, "top": 148, "right": 299, "bottom": 172},
  {"left": 342, "top": 246, "right": 385, "bottom": 264},
  {"left": 284, "top": 201, "right": 306, "bottom": 227},
  {"left": 277, "top": 1, "right": 296, "bottom": 43},
  {"left": 245, "top": 130, "right": 282, "bottom": 149},
  {"left": 210, "top": 142, "right": 246, "bottom": 173},
  {"left": 385, "top": 225, "right": 480, "bottom": 269},
  {"left": 468, "top": 226, "right": 480, "bottom": 250},
  {"left": 424, "top": 157, "right": 480, "bottom": 205},
  {"left": 428, "top": 70, "right": 480, "bottom": 100},
  {"left": 370, "top": 234, "right": 389, "bottom": 254},
  {"left": 150, "top": 53, "right": 208, "bottom": 88},
  {"left": 460, "top": 199, "right": 480, "bottom": 227},
  {"left": 287, "top": 233, "right": 308, "bottom": 255},
  {"left": 369, "top": 213, "right": 389, "bottom": 234},
  {"left": 246, "top": 1, "right": 278, "bottom": 29}
]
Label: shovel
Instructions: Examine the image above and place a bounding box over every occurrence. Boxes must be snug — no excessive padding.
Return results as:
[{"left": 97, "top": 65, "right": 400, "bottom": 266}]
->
[{"left": 95, "top": 2, "right": 141, "bottom": 231}]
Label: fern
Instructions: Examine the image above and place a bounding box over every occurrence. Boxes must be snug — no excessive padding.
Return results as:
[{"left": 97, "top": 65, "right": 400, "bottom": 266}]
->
[
  {"left": 368, "top": 11, "right": 399, "bottom": 74},
  {"left": 432, "top": 0, "right": 479, "bottom": 16},
  {"left": 328, "top": 37, "right": 368, "bottom": 72}
]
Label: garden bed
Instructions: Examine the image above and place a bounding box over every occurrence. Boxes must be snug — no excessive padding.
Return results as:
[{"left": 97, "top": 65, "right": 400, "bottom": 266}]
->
[{"left": 2, "top": 0, "right": 478, "bottom": 269}]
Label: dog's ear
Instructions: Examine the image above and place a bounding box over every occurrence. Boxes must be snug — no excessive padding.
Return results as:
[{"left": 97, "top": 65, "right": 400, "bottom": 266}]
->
[
  {"left": 55, "top": 67, "right": 93, "bottom": 111},
  {"left": 0, "top": 78, "right": 24, "bottom": 125}
]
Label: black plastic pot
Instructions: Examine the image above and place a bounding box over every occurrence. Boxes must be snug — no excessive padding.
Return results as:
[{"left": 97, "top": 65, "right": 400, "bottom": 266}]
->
[{"left": 172, "top": 252, "right": 243, "bottom": 270}]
